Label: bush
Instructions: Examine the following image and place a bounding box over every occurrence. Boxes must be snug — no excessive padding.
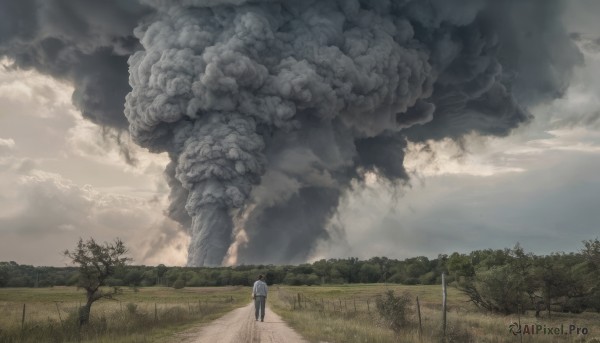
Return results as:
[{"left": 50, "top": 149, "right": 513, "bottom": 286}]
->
[
  {"left": 105, "top": 278, "right": 124, "bottom": 287},
  {"left": 403, "top": 277, "right": 420, "bottom": 285},
  {"left": 419, "top": 271, "right": 436, "bottom": 285},
  {"left": 375, "top": 290, "right": 411, "bottom": 333},
  {"left": 442, "top": 322, "right": 475, "bottom": 343},
  {"left": 126, "top": 302, "right": 138, "bottom": 314},
  {"left": 172, "top": 278, "right": 185, "bottom": 289}
]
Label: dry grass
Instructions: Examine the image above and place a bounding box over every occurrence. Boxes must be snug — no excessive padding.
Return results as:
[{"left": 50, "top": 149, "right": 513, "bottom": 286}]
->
[
  {"left": 269, "top": 284, "right": 600, "bottom": 343},
  {"left": 0, "top": 286, "right": 251, "bottom": 343},
  {"left": 3, "top": 285, "right": 599, "bottom": 343}
]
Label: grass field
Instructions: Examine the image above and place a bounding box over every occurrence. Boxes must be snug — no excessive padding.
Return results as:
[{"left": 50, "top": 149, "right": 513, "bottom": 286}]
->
[
  {"left": 1, "top": 285, "right": 599, "bottom": 343},
  {"left": 269, "top": 284, "right": 600, "bottom": 343},
  {"left": 0, "top": 286, "right": 251, "bottom": 343}
]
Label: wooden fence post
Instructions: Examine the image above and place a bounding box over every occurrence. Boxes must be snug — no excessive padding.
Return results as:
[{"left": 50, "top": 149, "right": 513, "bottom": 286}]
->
[
  {"left": 55, "top": 302, "right": 64, "bottom": 329},
  {"left": 367, "top": 299, "right": 370, "bottom": 313},
  {"left": 518, "top": 304, "right": 523, "bottom": 343},
  {"left": 416, "top": 296, "right": 423, "bottom": 342},
  {"left": 298, "top": 293, "right": 302, "bottom": 309},
  {"left": 21, "top": 304, "right": 26, "bottom": 330},
  {"left": 353, "top": 298, "right": 357, "bottom": 312},
  {"left": 442, "top": 272, "right": 447, "bottom": 342}
]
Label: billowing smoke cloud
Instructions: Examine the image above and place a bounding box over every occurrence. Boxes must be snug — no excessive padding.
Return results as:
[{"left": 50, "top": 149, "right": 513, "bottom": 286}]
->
[
  {"left": 124, "top": 0, "right": 581, "bottom": 266},
  {"left": 0, "top": 0, "right": 150, "bottom": 127},
  {"left": 1, "top": 0, "right": 583, "bottom": 266}
]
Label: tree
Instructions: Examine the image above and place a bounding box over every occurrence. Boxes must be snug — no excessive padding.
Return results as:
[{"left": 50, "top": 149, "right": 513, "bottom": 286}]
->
[
  {"left": 64, "top": 238, "right": 131, "bottom": 325},
  {"left": 124, "top": 269, "right": 143, "bottom": 287},
  {"left": 460, "top": 265, "right": 529, "bottom": 314},
  {"left": 582, "top": 238, "right": 600, "bottom": 270},
  {"left": 359, "top": 263, "right": 380, "bottom": 283},
  {"left": 447, "top": 252, "right": 474, "bottom": 278},
  {"left": 156, "top": 264, "right": 168, "bottom": 285},
  {"left": 581, "top": 238, "right": 600, "bottom": 312}
]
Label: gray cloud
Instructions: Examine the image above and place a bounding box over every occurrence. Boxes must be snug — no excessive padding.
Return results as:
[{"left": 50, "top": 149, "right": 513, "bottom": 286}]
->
[
  {"left": 0, "top": 0, "right": 150, "bottom": 129},
  {"left": 317, "top": 149, "right": 600, "bottom": 260}
]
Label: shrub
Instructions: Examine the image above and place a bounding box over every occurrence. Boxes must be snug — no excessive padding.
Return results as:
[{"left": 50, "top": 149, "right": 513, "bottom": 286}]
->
[
  {"left": 442, "top": 322, "right": 475, "bottom": 343},
  {"left": 172, "top": 278, "right": 185, "bottom": 289},
  {"left": 375, "top": 290, "right": 411, "bottom": 333},
  {"left": 126, "top": 302, "right": 138, "bottom": 315},
  {"left": 403, "top": 278, "right": 420, "bottom": 285}
]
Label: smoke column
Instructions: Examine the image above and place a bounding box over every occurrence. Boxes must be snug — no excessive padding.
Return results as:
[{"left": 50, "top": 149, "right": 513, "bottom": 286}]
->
[
  {"left": 0, "top": 0, "right": 583, "bottom": 266},
  {"left": 125, "top": 0, "right": 581, "bottom": 266}
]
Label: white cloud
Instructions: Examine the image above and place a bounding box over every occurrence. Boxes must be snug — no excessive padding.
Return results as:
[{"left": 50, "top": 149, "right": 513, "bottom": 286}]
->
[
  {"left": 0, "top": 65, "right": 182, "bottom": 266},
  {"left": 0, "top": 138, "right": 16, "bottom": 158},
  {"left": 404, "top": 136, "right": 526, "bottom": 178},
  {"left": 0, "top": 169, "right": 187, "bottom": 266},
  {"left": 0, "top": 58, "right": 75, "bottom": 119},
  {"left": 0, "top": 137, "right": 15, "bottom": 149},
  {"left": 65, "top": 119, "right": 169, "bottom": 178}
]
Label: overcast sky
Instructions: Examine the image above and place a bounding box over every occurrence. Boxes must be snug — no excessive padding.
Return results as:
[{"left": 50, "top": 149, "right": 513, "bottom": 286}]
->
[
  {"left": 1, "top": 2, "right": 599, "bottom": 266},
  {"left": 0, "top": 64, "right": 189, "bottom": 266}
]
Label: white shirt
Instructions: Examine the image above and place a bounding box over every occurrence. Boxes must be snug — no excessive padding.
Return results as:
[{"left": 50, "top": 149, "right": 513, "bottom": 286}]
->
[{"left": 252, "top": 280, "right": 268, "bottom": 297}]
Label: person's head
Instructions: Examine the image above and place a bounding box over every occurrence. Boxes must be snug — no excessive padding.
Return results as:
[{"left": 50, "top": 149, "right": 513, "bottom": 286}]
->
[{"left": 258, "top": 274, "right": 263, "bottom": 280}]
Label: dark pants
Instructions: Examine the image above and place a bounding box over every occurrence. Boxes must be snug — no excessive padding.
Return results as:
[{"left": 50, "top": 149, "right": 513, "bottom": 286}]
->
[{"left": 254, "top": 296, "right": 266, "bottom": 320}]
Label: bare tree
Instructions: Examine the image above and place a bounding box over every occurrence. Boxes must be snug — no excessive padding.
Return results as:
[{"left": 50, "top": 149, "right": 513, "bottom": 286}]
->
[{"left": 64, "top": 238, "right": 131, "bottom": 325}]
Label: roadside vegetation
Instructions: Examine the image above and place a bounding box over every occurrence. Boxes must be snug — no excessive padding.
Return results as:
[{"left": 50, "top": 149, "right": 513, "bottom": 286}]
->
[
  {"left": 0, "top": 286, "right": 249, "bottom": 343},
  {"left": 270, "top": 284, "right": 600, "bottom": 343},
  {"left": 1, "top": 284, "right": 598, "bottom": 343}
]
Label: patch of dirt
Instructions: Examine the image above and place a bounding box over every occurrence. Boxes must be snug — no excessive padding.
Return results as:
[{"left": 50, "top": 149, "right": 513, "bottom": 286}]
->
[{"left": 172, "top": 303, "right": 309, "bottom": 343}]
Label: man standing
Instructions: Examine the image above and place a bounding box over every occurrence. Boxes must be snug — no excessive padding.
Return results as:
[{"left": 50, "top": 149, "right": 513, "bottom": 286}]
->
[{"left": 252, "top": 274, "right": 268, "bottom": 321}]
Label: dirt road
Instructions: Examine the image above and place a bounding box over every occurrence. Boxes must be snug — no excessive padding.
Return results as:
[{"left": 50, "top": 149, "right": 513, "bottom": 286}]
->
[{"left": 172, "top": 303, "right": 309, "bottom": 343}]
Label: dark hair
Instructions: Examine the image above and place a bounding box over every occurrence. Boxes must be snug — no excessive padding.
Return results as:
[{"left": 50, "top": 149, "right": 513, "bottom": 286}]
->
[{"left": 258, "top": 274, "right": 264, "bottom": 280}]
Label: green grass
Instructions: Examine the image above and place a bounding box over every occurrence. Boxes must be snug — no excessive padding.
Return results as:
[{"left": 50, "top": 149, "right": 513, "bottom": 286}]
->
[
  {"left": 269, "top": 284, "right": 600, "bottom": 343},
  {"left": 0, "top": 286, "right": 251, "bottom": 343}
]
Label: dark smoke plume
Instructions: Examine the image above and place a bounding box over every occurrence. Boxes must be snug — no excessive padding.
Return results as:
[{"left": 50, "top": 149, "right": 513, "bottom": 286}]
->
[
  {"left": 1, "top": 0, "right": 583, "bottom": 266},
  {"left": 0, "top": 0, "right": 150, "bottom": 129}
]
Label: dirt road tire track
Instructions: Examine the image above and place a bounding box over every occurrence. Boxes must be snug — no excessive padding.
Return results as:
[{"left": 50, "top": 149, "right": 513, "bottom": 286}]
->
[{"left": 172, "top": 302, "right": 309, "bottom": 343}]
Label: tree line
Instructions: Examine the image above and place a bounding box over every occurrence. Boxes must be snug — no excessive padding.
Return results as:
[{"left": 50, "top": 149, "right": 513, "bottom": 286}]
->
[
  {"left": 452, "top": 239, "right": 600, "bottom": 315},
  {"left": 1, "top": 238, "right": 598, "bottom": 315}
]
